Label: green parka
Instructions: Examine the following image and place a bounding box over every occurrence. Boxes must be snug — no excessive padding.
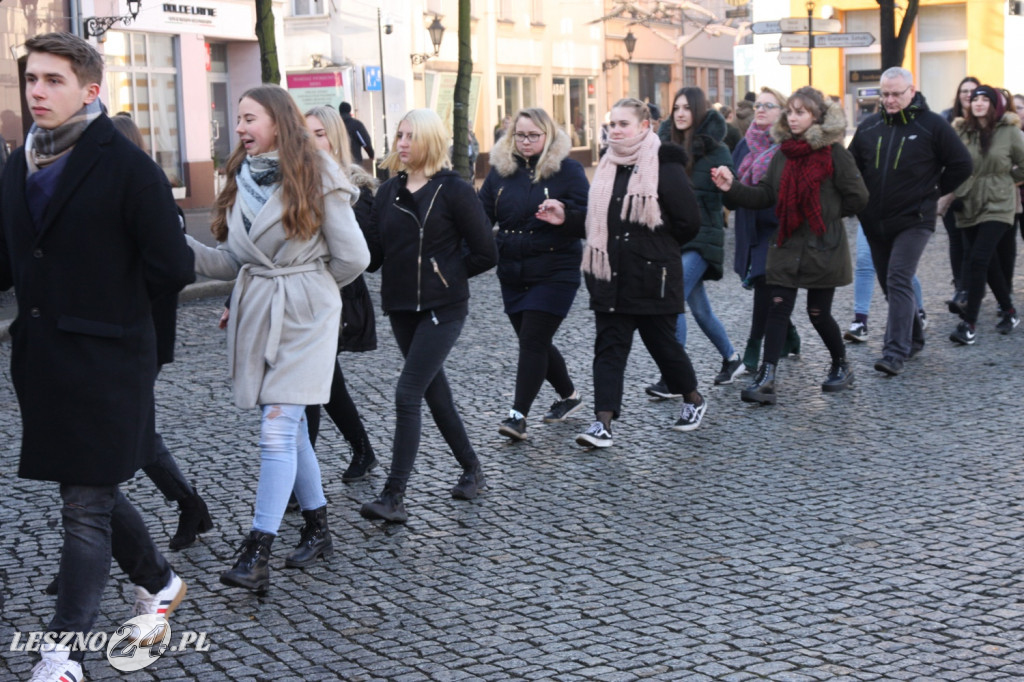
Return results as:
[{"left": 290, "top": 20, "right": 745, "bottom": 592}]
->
[
  {"left": 951, "top": 112, "right": 1024, "bottom": 228},
  {"left": 724, "top": 102, "right": 869, "bottom": 289}
]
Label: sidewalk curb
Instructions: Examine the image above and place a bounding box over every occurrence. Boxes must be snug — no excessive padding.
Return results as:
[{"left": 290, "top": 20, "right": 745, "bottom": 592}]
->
[{"left": 0, "top": 279, "right": 235, "bottom": 343}]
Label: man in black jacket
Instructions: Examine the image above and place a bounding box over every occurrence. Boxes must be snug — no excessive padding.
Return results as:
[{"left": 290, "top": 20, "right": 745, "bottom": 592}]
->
[
  {"left": 849, "top": 66, "right": 972, "bottom": 376},
  {"left": 340, "top": 101, "right": 375, "bottom": 163},
  {"left": 0, "top": 33, "right": 195, "bottom": 681}
]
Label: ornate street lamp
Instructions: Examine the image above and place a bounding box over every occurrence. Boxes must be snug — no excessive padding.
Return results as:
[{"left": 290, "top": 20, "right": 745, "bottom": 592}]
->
[
  {"left": 602, "top": 30, "right": 638, "bottom": 71},
  {"left": 84, "top": 0, "right": 141, "bottom": 39},
  {"left": 411, "top": 15, "right": 445, "bottom": 65}
]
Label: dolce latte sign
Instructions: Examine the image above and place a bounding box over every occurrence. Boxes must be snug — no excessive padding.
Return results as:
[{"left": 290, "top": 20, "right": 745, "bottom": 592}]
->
[{"left": 162, "top": 3, "right": 217, "bottom": 25}]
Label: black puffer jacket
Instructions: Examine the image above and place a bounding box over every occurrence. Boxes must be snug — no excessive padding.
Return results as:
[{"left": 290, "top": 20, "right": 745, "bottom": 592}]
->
[
  {"left": 849, "top": 92, "right": 972, "bottom": 235},
  {"left": 366, "top": 169, "right": 497, "bottom": 320},
  {"left": 569, "top": 143, "right": 701, "bottom": 315}
]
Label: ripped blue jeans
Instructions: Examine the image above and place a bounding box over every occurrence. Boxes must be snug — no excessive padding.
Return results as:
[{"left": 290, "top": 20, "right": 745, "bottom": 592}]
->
[{"left": 252, "top": 404, "right": 326, "bottom": 535}]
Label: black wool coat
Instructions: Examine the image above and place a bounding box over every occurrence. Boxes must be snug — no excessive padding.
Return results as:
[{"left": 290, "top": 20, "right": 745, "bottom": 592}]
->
[{"left": 0, "top": 115, "right": 195, "bottom": 485}]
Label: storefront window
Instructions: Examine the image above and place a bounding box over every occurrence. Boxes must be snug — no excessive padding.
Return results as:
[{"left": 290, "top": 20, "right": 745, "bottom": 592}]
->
[
  {"left": 629, "top": 63, "right": 671, "bottom": 114},
  {"left": 104, "top": 33, "right": 183, "bottom": 188},
  {"left": 685, "top": 66, "right": 697, "bottom": 87},
  {"left": 497, "top": 75, "right": 536, "bottom": 122},
  {"left": 552, "top": 76, "right": 594, "bottom": 148},
  {"left": 708, "top": 69, "right": 719, "bottom": 103}
]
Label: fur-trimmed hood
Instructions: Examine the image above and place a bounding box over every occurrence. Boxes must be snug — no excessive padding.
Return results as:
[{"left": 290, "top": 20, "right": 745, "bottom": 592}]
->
[
  {"left": 488, "top": 128, "right": 573, "bottom": 181},
  {"left": 772, "top": 101, "right": 846, "bottom": 150},
  {"left": 951, "top": 111, "right": 1022, "bottom": 135},
  {"left": 690, "top": 108, "right": 727, "bottom": 161}
]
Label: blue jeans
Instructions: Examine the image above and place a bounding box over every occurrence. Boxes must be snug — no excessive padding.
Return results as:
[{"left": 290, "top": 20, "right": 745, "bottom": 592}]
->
[
  {"left": 676, "top": 250, "right": 735, "bottom": 359},
  {"left": 50, "top": 484, "right": 170, "bottom": 662},
  {"left": 854, "top": 224, "right": 923, "bottom": 316},
  {"left": 252, "top": 404, "right": 326, "bottom": 535}
]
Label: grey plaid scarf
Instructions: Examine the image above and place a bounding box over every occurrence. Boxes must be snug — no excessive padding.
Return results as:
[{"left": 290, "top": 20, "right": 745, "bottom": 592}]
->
[{"left": 25, "top": 99, "right": 103, "bottom": 177}]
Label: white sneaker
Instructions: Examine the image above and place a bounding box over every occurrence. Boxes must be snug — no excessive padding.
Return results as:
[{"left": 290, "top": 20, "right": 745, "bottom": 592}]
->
[
  {"left": 844, "top": 321, "right": 868, "bottom": 342},
  {"left": 576, "top": 421, "right": 613, "bottom": 448},
  {"left": 672, "top": 396, "right": 708, "bottom": 432},
  {"left": 132, "top": 570, "right": 186, "bottom": 645},
  {"left": 28, "top": 649, "right": 84, "bottom": 682}
]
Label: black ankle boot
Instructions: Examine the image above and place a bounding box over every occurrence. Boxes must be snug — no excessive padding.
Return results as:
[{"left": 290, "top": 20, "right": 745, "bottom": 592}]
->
[
  {"left": 741, "top": 363, "right": 777, "bottom": 405},
  {"left": 220, "top": 530, "right": 274, "bottom": 594},
  {"left": 169, "top": 485, "right": 214, "bottom": 551},
  {"left": 360, "top": 480, "right": 407, "bottom": 523},
  {"left": 821, "top": 359, "right": 854, "bottom": 392},
  {"left": 342, "top": 432, "right": 377, "bottom": 483},
  {"left": 284, "top": 506, "right": 333, "bottom": 568}
]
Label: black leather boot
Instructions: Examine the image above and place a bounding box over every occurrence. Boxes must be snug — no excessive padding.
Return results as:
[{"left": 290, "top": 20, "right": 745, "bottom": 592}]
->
[
  {"left": 220, "top": 530, "right": 274, "bottom": 594},
  {"left": 169, "top": 485, "right": 214, "bottom": 551},
  {"left": 821, "top": 359, "right": 855, "bottom": 392},
  {"left": 342, "top": 432, "right": 377, "bottom": 483},
  {"left": 284, "top": 506, "right": 333, "bottom": 568},
  {"left": 360, "top": 480, "right": 408, "bottom": 523},
  {"left": 741, "top": 363, "right": 777, "bottom": 405}
]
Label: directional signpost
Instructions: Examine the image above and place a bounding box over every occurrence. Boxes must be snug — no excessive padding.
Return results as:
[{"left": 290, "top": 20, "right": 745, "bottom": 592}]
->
[{"left": 750, "top": 5, "right": 875, "bottom": 86}]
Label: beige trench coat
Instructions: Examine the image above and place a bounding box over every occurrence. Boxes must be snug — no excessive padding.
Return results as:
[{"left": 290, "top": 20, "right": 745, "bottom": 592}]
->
[{"left": 187, "top": 156, "right": 370, "bottom": 408}]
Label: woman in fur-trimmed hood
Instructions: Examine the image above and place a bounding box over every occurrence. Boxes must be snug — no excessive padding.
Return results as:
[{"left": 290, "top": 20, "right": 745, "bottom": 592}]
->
[
  {"left": 946, "top": 85, "right": 1024, "bottom": 344},
  {"left": 478, "top": 108, "right": 590, "bottom": 440},
  {"left": 712, "top": 87, "right": 869, "bottom": 405}
]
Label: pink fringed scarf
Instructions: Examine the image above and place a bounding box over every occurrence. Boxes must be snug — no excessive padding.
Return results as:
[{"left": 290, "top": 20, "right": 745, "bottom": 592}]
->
[{"left": 582, "top": 130, "right": 663, "bottom": 281}]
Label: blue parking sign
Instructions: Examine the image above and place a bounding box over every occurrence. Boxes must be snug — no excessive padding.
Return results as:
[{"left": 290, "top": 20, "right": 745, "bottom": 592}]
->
[{"left": 364, "top": 66, "right": 381, "bottom": 92}]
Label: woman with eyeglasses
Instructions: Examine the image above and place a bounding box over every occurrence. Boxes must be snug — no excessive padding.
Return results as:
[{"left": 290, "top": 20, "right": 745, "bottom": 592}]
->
[
  {"left": 478, "top": 108, "right": 590, "bottom": 441},
  {"left": 941, "top": 76, "right": 981, "bottom": 310},
  {"left": 711, "top": 87, "right": 868, "bottom": 405},
  {"left": 645, "top": 87, "right": 744, "bottom": 400},
  {"left": 727, "top": 86, "right": 804, "bottom": 375},
  {"left": 945, "top": 85, "right": 1024, "bottom": 345}
]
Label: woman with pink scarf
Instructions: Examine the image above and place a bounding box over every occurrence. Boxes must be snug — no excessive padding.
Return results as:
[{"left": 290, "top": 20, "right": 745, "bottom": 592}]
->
[
  {"left": 558, "top": 98, "right": 703, "bottom": 448},
  {"left": 727, "top": 87, "right": 798, "bottom": 374}
]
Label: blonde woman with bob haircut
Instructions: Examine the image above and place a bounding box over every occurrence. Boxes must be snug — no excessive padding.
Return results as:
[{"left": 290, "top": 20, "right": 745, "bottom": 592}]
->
[
  {"left": 186, "top": 84, "right": 370, "bottom": 594},
  {"left": 302, "top": 105, "right": 380, "bottom": 483},
  {"left": 359, "top": 108, "right": 497, "bottom": 523},
  {"left": 478, "top": 107, "right": 590, "bottom": 442}
]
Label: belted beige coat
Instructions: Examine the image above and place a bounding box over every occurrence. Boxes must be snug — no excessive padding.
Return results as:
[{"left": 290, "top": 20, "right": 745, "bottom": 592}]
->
[{"left": 186, "top": 155, "right": 370, "bottom": 408}]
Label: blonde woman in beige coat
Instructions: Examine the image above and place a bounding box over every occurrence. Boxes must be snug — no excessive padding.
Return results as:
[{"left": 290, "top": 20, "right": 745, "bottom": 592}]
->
[{"left": 185, "top": 85, "right": 369, "bottom": 594}]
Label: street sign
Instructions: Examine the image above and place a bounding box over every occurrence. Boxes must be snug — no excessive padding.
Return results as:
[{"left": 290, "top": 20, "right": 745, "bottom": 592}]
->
[
  {"left": 812, "top": 32, "right": 875, "bottom": 47},
  {"left": 725, "top": 8, "right": 749, "bottom": 18},
  {"left": 363, "top": 66, "right": 381, "bottom": 92},
  {"left": 778, "top": 51, "right": 812, "bottom": 66},
  {"left": 780, "top": 34, "right": 811, "bottom": 48},
  {"left": 778, "top": 17, "right": 841, "bottom": 33},
  {"left": 751, "top": 20, "right": 782, "bottom": 34}
]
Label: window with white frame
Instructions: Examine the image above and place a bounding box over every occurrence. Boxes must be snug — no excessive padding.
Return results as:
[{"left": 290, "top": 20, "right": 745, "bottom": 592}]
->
[
  {"left": 292, "top": 0, "right": 325, "bottom": 16},
  {"left": 103, "top": 32, "right": 184, "bottom": 187}
]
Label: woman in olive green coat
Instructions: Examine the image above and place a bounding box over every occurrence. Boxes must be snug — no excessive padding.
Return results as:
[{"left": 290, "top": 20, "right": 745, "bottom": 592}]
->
[{"left": 711, "top": 87, "right": 869, "bottom": 404}]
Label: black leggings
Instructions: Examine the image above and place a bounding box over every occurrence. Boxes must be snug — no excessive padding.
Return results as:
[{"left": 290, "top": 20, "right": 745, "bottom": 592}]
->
[
  {"left": 763, "top": 286, "right": 844, "bottom": 365},
  {"left": 508, "top": 310, "right": 574, "bottom": 416},
  {"left": 961, "top": 220, "right": 1014, "bottom": 324},
  {"left": 305, "top": 359, "right": 368, "bottom": 449}
]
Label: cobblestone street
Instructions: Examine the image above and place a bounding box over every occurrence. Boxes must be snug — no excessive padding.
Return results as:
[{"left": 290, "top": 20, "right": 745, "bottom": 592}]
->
[{"left": 2, "top": 220, "right": 1023, "bottom": 681}]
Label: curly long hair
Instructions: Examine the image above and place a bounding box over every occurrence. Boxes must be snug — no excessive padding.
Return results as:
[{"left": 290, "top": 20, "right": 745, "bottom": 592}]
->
[{"left": 211, "top": 85, "right": 323, "bottom": 242}]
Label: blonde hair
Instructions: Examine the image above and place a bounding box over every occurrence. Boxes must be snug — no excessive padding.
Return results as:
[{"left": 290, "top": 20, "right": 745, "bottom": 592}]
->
[
  {"left": 379, "top": 108, "right": 452, "bottom": 177},
  {"left": 759, "top": 86, "right": 788, "bottom": 109},
  {"left": 500, "top": 107, "right": 560, "bottom": 182},
  {"left": 610, "top": 98, "right": 652, "bottom": 123},
  {"left": 212, "top": 85, "right": 324, "bottom": 242},
  {"left": 305, "top": 105, "right": 353, "bottom": 167}
]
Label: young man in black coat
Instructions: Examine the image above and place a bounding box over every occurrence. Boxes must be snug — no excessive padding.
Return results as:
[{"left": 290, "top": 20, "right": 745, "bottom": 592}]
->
[{"left": 0, "top": 33, "right": 195, "bottom": 681}]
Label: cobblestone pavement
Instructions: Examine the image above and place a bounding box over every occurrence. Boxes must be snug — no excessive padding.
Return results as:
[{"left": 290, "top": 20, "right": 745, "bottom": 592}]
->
[{"left": 2, "top": 220, "right": 1024, "bottom": 681}]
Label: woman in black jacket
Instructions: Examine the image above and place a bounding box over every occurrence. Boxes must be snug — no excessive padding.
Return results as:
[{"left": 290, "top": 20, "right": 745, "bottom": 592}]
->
[
  {"left": 567, "top": 98, "right": 704, "bottom": 448},
  {"left": 360, "top": 109, "right": 497, "bottom": 523},
  {"left": 478, "top": 108, "right": 589, "bottom": 441}
]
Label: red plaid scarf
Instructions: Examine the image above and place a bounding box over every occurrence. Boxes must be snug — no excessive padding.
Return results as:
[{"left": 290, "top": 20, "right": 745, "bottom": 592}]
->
[{"left": 775, "top": 139, "right": 833, "bottom": 246}]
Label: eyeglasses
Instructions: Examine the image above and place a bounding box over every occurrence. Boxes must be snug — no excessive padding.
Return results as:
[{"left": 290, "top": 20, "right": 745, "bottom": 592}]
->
[
  {"left": 514, "top": 132, "right": 544, "bottom": 142},
  {"left": 880, "top": 85, "right": 913, "bottom": 100},
  {"left": 753, "top": 102, "right": 779, "bottom": 111}
]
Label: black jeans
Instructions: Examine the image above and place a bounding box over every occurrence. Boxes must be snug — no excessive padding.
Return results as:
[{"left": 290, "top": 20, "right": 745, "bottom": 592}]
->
[
  {"left": 763, "top": 287, "right": 844, "bottom": 365},
  {"left": 593, "top": 312, "right": 698, "bottom": 419},
  {"left": 386, "top": 311, "right": 478, "bottom": 488},
  {"left": 997, "top": 221, "right": 1017, "bottom": 295},
  {"left": 508, "top": 310, "right": 574, "bottom": 416},
  {"left": 50, "top": 484, "right": 170, "bottom": 662},
  {"left": 141, "top": 367, "right": 193, "bottom": 502},
  {"left": 961, "top": 221, "right": 1014, "bottom": 324},
  {"left": 943, "top": 211, "right": 965, "bottom": 290},
  {"left": 305, "top": 359, "right": 369, "bottom": 449},
  {"left": 748, "top": 276, "right": 771, "bottom": 342}
]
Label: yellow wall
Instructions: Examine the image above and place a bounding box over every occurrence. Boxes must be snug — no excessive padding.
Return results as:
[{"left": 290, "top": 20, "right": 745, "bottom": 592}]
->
[{"left": 787, "top": 0, "right": 1005, "bottom": 99}]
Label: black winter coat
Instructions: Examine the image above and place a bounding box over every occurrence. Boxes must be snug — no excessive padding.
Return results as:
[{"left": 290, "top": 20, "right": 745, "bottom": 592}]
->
[
  {"left": 366, "top": 169, "right": 497, "bottom": 319},
  {"left": 478, "top": 133, "right": 589, "bottom": 292},
  {"left": 340, "top": 185, "right": 376, "bottom": 351},
  {"left": 0, "top": 115, "right": 195, "bottom": 485},
  {"left": 571, "top": 144, "right": 701, "bottom": 315},
  {"left": 849, "top": 92, "right": 973, "bottom": 236}
]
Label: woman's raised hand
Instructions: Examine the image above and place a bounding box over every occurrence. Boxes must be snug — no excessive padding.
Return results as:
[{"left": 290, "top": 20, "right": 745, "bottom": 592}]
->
[
  {"left": 710, "top": 166, "right": 734, "bottom": 193},
  {"left": 535, "top": 199, "right": 566, "bottom": 225}
]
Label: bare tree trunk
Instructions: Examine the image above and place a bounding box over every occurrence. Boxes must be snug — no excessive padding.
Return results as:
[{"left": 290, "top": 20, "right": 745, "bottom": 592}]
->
[
  {"left": 255, "top": 0, "right": 281, "bottom": 84},
  {"left": 877, "top": 0, "right": 919, "bottom": 69},
  {"left": 452, "top": 0, "right": 472, "bottom": 181}
]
